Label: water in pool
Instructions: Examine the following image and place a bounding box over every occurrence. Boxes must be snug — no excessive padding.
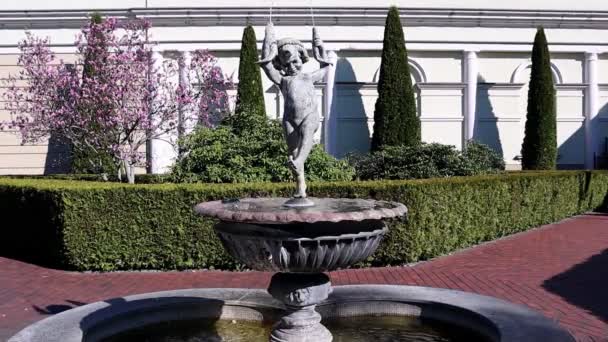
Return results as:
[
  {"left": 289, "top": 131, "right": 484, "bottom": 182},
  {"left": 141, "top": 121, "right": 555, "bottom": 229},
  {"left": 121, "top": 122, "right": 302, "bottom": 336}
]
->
[{"left": 103, "top": 315, "right": 490, "bottom": 342}]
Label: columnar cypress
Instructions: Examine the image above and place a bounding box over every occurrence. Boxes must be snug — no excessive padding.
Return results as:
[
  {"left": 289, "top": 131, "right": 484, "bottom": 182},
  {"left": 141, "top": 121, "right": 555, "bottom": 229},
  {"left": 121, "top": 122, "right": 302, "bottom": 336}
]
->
[
  {"left": 521, "top": 27, "right": 557, "bottom": 170},
  {"left": 231, "top": 25, "right": 266, "bottom": 133},
  {"left": 72, "top": 13, "right": 116, "bottom": 175},
  {"left": 371, "top": 6, "right": 420, "bottom": 152},
  {"left": 82, "top": 13, "right": 105, "bottom": 80}
]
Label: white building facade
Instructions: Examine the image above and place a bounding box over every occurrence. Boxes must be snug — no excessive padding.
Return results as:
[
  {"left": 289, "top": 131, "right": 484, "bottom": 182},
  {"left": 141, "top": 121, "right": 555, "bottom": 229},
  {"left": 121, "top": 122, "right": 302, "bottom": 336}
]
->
[{"left": 1, "top": 0, "right": 608, "bottom": 174}]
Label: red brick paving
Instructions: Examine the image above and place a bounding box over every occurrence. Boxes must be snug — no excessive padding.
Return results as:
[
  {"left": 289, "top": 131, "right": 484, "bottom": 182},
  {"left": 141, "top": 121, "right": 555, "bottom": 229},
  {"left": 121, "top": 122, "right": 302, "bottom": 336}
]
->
[{"left": 1, "top": 213, "right": 607, "bottom": 341}]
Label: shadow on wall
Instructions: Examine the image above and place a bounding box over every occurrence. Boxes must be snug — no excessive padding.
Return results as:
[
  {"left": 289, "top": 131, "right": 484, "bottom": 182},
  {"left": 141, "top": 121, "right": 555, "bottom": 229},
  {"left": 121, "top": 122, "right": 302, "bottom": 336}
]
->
[
  {"left": 543, "top": 248, "right": 608, "bottom": 321},
  {"left": 332, "top": 57, "right": 371, "bottom": 158},
  {"left": 555, "top": 116, "right": 585, "bottom": 170},
  {"left": 596, "top": 102, "right": 608, "bottom": 168},
  {"left": 473, "top": 76, "right": 503, "bottom": 158},
  {"left": 557, "top": 100, "right": 608, "bottom": 170},
  {"left": 44, "top": 132, "right": 71, "bottom": 175}
]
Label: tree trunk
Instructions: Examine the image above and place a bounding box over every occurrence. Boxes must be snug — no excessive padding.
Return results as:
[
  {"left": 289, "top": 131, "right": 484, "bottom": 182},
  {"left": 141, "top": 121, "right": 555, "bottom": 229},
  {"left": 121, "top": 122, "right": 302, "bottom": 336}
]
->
[{"left": 122, "top": 159, "right": 136, "bottom": 184}]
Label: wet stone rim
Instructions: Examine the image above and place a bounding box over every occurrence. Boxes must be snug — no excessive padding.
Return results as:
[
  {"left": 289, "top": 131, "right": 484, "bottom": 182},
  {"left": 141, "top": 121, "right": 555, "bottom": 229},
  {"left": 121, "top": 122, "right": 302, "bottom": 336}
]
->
[
  {"left": 194, "top": 198, "right": 408, "bottom": 224},
  {"left": 8, "top": 286, "right": 574, "bottom": 342}
]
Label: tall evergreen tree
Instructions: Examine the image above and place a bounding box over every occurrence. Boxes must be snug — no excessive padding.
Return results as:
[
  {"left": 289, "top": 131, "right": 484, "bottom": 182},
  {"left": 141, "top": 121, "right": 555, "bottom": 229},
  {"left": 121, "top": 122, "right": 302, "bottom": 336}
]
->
[
  {"left": 371, "top": 6, "right": 420, "bottom": 152},
  {"left": 71, "top": 13, "right": 116, "bottom": 175},
  {"left": 231, "top": 25, "right": 266, "bottom": 133},
  {"left": 521, "top": 27, "right": 557, "bottom": 170}
]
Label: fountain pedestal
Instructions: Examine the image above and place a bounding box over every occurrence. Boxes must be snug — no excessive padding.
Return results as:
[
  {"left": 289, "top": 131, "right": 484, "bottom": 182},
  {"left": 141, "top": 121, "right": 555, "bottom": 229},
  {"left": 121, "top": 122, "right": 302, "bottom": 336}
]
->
[
  {"left": 195, "top": 197, "right": 407, "bottom": 342},
  {"left": 268, "top": 273, "right": 332, "bottom": 342}
]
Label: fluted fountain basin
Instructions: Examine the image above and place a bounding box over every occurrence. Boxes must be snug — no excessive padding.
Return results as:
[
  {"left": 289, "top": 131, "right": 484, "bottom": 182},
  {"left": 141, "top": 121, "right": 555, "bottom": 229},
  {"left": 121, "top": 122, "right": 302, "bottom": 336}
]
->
[
  {"left": 195, "top": 197, "right": 407, "bottom": 272},
  {"left": 213, "top": 220, "right": 387, "bottom": 272}
]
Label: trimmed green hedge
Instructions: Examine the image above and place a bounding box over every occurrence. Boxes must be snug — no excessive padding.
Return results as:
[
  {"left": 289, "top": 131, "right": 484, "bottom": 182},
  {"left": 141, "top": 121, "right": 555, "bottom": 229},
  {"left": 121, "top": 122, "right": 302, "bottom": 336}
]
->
[{"left": 2, "top": 171, "right": 607, "bottom": 271}]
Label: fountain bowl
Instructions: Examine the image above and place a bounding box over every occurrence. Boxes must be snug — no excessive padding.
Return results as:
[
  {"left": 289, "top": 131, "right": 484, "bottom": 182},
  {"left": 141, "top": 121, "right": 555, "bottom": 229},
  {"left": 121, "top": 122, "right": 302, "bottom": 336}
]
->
[{"left": 195, "top": 197, "right": 406, "bottom": 272}]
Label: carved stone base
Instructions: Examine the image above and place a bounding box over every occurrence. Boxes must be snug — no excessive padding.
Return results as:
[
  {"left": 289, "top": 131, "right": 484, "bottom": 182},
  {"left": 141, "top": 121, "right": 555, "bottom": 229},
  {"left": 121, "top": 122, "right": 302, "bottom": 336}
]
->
[{"left": 268, "top": 273, "right": 332, "bottom": 342}]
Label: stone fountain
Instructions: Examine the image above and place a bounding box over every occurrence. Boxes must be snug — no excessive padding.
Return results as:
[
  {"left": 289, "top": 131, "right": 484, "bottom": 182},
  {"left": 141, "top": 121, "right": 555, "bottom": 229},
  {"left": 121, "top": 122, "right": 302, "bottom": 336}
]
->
[
  {"left": 195, "top": 198, "right": 406, "bottom": 342},
  {"left": 197, "top": 23, "right": 407, "bottom": 341},
  {"left": 8, "top": 22, "right": 575, "bottom": 342}
]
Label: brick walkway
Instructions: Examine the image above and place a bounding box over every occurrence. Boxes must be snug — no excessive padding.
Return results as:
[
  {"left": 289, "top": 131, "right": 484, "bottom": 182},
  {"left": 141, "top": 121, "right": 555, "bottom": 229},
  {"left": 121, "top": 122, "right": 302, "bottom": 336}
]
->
[{"left": 1, "top": 214, "right": 607, "bottom": 341}]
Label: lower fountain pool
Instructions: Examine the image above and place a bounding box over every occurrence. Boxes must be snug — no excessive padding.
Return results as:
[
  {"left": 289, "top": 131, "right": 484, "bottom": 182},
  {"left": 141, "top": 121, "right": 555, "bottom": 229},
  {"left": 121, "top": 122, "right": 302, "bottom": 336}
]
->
[{"left": 102, "top": 316, "right": 489, "bottom": 342}]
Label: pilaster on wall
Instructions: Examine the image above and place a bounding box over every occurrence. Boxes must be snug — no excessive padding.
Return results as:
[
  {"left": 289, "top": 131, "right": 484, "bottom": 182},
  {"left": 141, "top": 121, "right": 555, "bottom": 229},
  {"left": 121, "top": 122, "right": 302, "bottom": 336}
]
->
[
  {"left": 178, "top": 51, "right": 193, "bottom": 136},
  {"left": 148, "top": 51, "right": 174, "bottom": 174},
  {"left": 584, "top": 52, "right": 599, "bottom": 169},
  {"left": 149, "top": 50, "right": 193, "bottom": 174},
  {"left": 463, "top": 50, "right": 478, "bottom": 147}
]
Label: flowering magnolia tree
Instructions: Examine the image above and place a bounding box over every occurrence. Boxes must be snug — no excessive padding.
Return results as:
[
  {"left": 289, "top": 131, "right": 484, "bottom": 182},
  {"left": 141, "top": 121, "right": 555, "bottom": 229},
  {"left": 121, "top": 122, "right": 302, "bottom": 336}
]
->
[{"left": 2, "top": 16, "right": 231, "bottom": 183}]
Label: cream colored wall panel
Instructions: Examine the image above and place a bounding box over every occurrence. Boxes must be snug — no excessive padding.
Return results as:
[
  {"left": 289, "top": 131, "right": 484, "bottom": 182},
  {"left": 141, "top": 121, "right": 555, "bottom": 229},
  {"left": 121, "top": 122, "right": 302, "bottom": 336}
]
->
[
  {"left": 420, "top": 95, "right": 462, "bottom": 117},
  {"left": 360, "top": 88, "right": 381, "bottom": 119},
  {"left": 0, "top": 167, "right": 46, "bottom": 175},
  {"left": 212, "top": 53, "right": 240, "bottom": 81},
  {"left": 335, "top": 54, "right": 382, "bottom": 83},
  {"left": 0, "top": 144, "right": 61, "bottom": 154},
  {"left": 495, "top": 121, "right": 525, "bottom": 164},
  {"left": 0, "top": 54, "right": 20, "bottom": 65},
  {"left": 416, "top": 54, "right": 461, "bottom": 83},
  {"left": 557, "top": 121, "right": 585, "bottom": 165},
  {"left": 0, "top": 109, "right": 13, "bottom": 121},
  {"left": 551, "top": 56, "right": 583, "bottom": 84},
  {"left": 556, "top": 91, "right": 584, "bottom": 118},
  {"left": 478, "top": 53, "right": 529, "bottom": 83},
  {"left": 421, "top": 121, "right": 462, "bottom": 149},
  {"left": 0, "top": 131, "right": 31, "bottom": 145},
  {"left": 597, "top": 57, "right": 608, "bottom": 84},
  {"left": 0, "top": 152, "right": 60, "bottom": 168},
  {"left": 478, "top": 94, "right": 523, "bottom": 118}
]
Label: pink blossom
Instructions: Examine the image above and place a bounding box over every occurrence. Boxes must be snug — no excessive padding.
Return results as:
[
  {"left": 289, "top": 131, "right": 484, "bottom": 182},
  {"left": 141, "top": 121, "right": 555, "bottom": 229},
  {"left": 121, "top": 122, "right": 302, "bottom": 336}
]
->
[{"left": 2, "top": 16, "right": 231, "bottom": 183}]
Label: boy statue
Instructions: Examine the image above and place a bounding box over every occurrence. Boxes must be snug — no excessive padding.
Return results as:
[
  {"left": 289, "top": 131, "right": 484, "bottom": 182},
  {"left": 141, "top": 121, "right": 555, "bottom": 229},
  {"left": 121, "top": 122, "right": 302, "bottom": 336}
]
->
[{"left": 258, "top": 22, "right": 332, "bottom": 206}]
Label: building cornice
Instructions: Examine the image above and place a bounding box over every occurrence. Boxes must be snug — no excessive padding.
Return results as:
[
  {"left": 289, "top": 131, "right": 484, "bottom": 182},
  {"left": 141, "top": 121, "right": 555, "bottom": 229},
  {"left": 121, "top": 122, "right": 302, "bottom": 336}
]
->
[{"left": 1, "top": 7, "right": 608, "bottom": 30}]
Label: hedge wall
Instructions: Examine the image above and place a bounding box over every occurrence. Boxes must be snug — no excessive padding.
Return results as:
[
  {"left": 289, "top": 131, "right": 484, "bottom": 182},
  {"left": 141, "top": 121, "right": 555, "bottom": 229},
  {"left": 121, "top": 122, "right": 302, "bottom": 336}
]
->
[{"left": 1, "top": 171, "right": 607, "bottom": 271}]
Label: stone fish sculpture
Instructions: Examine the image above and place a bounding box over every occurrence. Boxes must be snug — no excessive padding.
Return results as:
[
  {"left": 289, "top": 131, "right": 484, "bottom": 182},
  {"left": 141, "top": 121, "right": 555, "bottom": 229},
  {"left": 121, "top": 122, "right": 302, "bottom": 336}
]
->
[{"left": 258, "top": 22, "right": 333, "bottom": 207}]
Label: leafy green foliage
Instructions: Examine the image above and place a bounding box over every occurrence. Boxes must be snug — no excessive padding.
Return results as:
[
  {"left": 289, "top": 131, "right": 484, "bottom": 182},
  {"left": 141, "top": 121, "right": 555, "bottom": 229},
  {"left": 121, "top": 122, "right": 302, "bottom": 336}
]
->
[
  {"left": 463, "top": 140, "right": 506, "bottom": 174},
  {"left": 1, "top": 171, "right": 607, "bottom": 271},
  {"left": 349, "top": 142, "right": 504, "bottom": 180},
  {"left": 230, "top": 25, "right": 267, "bottom": 134},
  {"left": 371, "top": 6, "right": 420, "bottom": 151},
  {"left": 522, "top": 27, "right": 557, "bottom": 170},
  {"left": 171, "top": 114, "right": 354, "bottom": 183}
]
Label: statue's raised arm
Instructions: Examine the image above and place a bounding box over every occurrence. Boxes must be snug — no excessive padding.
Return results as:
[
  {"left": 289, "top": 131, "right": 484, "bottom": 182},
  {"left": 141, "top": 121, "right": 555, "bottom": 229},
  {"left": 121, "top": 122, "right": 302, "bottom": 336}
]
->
[
  {"left": 311, "top": 27, "right": 332, "bottom": 82},
  {"left": 312, "top": 27, "right": 332, "bottom": 66},
  {"left": 257, "top": 22, "right": 282, "bottom": 85}
]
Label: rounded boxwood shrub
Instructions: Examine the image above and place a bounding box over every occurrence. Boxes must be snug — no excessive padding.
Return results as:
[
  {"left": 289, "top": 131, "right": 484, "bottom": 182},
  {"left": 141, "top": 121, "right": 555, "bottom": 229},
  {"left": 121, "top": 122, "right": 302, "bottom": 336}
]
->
[
  {"left": 349, "top": 142, "right": 504, "bottom": 180},
  {"left": 171, "top": 114, "right": 354, "bottom": 183}
]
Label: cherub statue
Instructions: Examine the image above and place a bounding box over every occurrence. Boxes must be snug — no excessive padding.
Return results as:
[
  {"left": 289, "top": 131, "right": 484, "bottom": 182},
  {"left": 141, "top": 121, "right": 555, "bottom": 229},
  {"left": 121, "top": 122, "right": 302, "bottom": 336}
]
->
[{"left": 258, "top": 22, "right": 332, "bottom": 205}]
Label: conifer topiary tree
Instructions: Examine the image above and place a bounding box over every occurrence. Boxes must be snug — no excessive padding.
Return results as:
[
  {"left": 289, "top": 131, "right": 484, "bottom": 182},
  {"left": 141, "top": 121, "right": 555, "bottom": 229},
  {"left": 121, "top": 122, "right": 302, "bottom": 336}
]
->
[
  {"left": 371, "top": 6, "right": 420, "bottom": 152},
  {"left": 521, "top": 27, "right": 557, "bottom": 170},
  {"left": 231, "top": 25, "right": 266, "bottom": 133},
  {"left": 71, "top": 12, "right": 116, "bottom": 175}
]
